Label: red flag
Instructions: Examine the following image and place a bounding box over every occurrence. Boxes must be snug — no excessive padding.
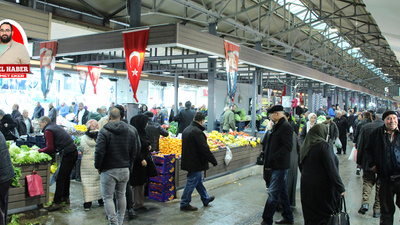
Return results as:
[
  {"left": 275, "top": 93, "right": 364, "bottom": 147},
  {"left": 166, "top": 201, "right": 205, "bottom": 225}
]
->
[
  {"left": 281, "top": 85, "right": 286, "bottom": 103},
  {"left": 88, "top": 66, "right": 101, "bottom": 94},
  {"left": 123, "top": 28, "right": 149, "bottom": 103},
  {"left": 224, "top": 40, "right": 240, "bottom": 102},
  {"left": 39, "top": 41, "right": 57, "bottom": 99},
  {"left": 299, "top": 94, "right": 303, "bottom": 105}
]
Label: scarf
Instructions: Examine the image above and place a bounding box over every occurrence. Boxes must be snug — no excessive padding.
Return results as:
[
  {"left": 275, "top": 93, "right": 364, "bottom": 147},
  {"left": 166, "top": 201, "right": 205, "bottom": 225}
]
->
[{"left": 300, "top": 123, "right": 329, "bottom": 163}]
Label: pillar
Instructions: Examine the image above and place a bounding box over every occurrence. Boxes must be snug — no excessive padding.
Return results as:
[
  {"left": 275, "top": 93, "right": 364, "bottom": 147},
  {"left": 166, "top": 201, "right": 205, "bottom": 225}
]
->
[
  {"left": 308, "top": 82, "right": 313, "bottom": 113},
  {"left": 207, "top": 22, "right": 217, "bottom": 132},
  {"left": 129, "top": 0, "right": 141, "bottom": 27}
]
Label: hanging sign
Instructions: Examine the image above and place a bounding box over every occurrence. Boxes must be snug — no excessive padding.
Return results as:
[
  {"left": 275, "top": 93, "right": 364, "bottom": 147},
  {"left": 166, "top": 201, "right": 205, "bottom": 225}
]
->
[
  {"left": 123, "top": 28, "right": 149, "bottom": 103},
  {"left": 224, "top": 40, "right": 240, "bottom": 102},
  {"left": 76, "top": 65, "right": 88, "bottom": 94},
  {"left": 88, "top": 66, "right": 101, "bottom": 94},
  {"left": 39, "top": 41, "right": 57, "bottom": 100}
]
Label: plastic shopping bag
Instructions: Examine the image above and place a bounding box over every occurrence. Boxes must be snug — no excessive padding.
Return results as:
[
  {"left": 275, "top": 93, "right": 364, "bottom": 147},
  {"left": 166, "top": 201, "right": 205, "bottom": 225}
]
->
[
  {"left": 224, "top": 146, "right": 233, "bottom": 166},
  {"left": 335, "top": 137, "right": 342, "bottom": 149},
  {"left": 26, "top": 171, "right": 44, "bottom": 197},
  {"left": 348, "top": 147, "right": 357, "bottom": 162}
]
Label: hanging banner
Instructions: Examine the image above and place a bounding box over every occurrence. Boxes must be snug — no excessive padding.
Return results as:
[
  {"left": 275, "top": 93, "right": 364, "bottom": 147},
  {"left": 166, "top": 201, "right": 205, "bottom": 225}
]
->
[
  {"left": 224, "top": 40, "right": 240, "bottom": 102},
  {"left": 39, "top": 41, "right": 57, "bottom": 100},
  {"left": 76, "top": 65, "right": 88, "bottom": 94},
  {"left": 123, "top": 28, "right": 149, "bottom": 103},
  {"left": 281, "top": 85, "right": 286, "bottom": 103},
  {"left": 87, "top": 66, "right": 101, "bottom": 94}
]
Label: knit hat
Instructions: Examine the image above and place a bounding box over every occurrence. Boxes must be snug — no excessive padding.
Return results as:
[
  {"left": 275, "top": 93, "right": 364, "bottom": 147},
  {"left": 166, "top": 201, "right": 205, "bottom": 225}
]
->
[
  {"left": 86, "top": 119, "right": 99, "bottom": 131},
  {"left": 382, "top": 110, "right": 397, "bottom": 120}
]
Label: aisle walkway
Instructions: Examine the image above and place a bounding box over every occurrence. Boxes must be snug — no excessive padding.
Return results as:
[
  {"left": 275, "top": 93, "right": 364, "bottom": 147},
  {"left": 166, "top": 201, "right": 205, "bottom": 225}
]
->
[{"left": 22, "top": 142, "right": 399, "bottom": 225}]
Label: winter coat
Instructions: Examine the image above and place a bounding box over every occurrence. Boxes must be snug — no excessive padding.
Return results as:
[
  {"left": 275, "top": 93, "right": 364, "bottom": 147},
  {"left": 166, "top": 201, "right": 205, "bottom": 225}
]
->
[
  {"left": 366, "top": 125, "right": 400, "bottom": 180},
  {"left": 0, "top": 133, "right": 15, "bottom": 183},
  {"left": 95, "top": 121, "right": 140, "bottom": 171},
  {"left": 48, "top": 107, "right": 57, "bottom": 124},
  {"left": 181, "top": 121, "right": 217, "bottom": 172},
  {"left": 130, "top": 134, "right": 152, "bottom": 186},
  {"left": 145, "top": 121, "right": 169, "bottom": 152},
  {"left": 356, "top": 119, "right": 384, "bottom": 171},
  {"left": 16, "top": 116, "right": 33, "bottom": 135},
  {"left": 11, "top": 110, "right": 21, "bottom": 120},
  {"left": 0, "top": 114, "right": 18, "bottom": 140},
  {"left": 222, "top": 109, "right": 236, "bottom": 131},
  {"left": 76, "top": 109, "right": 89, "bottom": 125},
  {"left": 174, "top": 108, "right": 196, "bottom": 134},
  {"left": 42, "top": 123, "right": 77, "bottom": 155},
  {"left": 327, "top": 122, "right": 339, "bottom": 144},
  {"left": 334, "top": 116, "right": 348, "bottom": 139},
  {"left": 87, "top": 112, "right": 102, "bottom": 121},
  {"left": 353, "top": 118, "right": 372, "bottom": 147},
  {"left": 32, "top": 106, "right": 44, "bottom": 119},
  {"left": 263, "top": 117, "right": 293, "bottom": 170}
]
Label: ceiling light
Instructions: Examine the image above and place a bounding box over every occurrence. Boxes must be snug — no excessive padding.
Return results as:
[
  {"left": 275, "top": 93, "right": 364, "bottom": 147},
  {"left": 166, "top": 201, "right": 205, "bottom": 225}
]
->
[
  {"left": 353, "top": 47, "right": 360, "bottom": 51},
  {"left": 329, "top": 27, "right": 338, "bottom": 33},
  {"left": 62, "top": 57, "right": 74, "bottom": 61},
  {"left": 384, "top": 73, "right": 388, "bottom": 76},
  {"left": 377, "top": 68, "right": 382, "bottom": 70},
  {"left": 208, "top": 55, "right": 219, "bottom": 59},
  {"left": 98, "top": 65, "right": 108, "bottom": 68},
  {"left": 367, "top": 59, "right": 374, "bottom": 62}
]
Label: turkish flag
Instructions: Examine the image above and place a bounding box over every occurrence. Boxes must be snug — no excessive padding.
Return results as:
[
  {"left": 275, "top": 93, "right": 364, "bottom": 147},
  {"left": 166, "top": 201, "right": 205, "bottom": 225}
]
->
[
  {"left": 88, "top": 66, "right": 101, "bottom": 94},
  {"left": 123, "top": 28, "right": 150, "bottom": 103}
]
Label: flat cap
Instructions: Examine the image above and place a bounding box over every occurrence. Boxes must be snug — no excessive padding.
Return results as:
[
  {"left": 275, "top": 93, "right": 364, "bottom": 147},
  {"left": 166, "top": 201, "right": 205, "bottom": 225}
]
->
[
  {"left": 268, "top": 105, "right": 284, "bottom": 114},
  {"left": 382, "top": 110, "right": 397, "bottom": 120}
]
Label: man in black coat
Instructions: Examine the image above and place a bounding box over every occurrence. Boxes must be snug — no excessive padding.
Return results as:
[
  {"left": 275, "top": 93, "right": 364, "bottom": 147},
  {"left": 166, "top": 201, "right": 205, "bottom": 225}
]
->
[
  {"left": 334, "top": 111, "right": 348, "bottom": 154},
  {"left": 0, "top": 132, "right": 14, "bottom": 225},
  {"left": 74, "top": 102, "right": 89, "bottom": 125},
  {"left": 32, "top": 102, "right": 44, "bottom": 120},
  {"left": 11, "top": 104, "right": 21, "bottom": 120},
  {"left": 180, "top": 112, "right": 217, "bottom": 211},
  {"left": 356, "top": 110, "right": 384, "bottom": 218},
  {"left": 0, "top": 109, "right": 18, "bottom": 140},
  {"left": 16, "top": 110, "right": 34, "bottom": 135},
  {"left": 366, "top": 111, "right": 400, "bottom": 224},
  {"left": 144, "top": 111, "right": 169, "bottom": 152},
  {"left": 261, "top": 105, "right": 294, "bottom": 225},
  {"left": 48, "top": 102, "right": 57, "bottom": 124},
  {"left": 174, "top": 101, "right": 195, "bottom": 134}
]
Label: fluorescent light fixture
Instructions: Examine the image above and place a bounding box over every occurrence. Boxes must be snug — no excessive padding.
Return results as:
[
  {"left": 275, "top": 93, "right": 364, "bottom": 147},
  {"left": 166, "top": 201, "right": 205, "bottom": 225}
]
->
[
  {"left": 377, "top": 68, "right": 382, "bottom": 70},
  {"left": 57, "top": 59, "right": 68, "bottom": 63},
  {"left": 62, "top": 57, "right": 74, "bottom": 61},
  {"left": 208, "top": 55, "right": 219, "bottom": 58},
  {"left": 353, "top": 47, "right": 360, "bottom": 51},
  {"left": 98, "top": 65, "right": 108, "bottom": 68},
  {"left": 367, "top": 59, "right": 374, "bottom": 62},
  {"left": 329, "top": 27, "right": 338, "bottom": 32},
  {"left": 384, "top": 73, "right": 389, "bottom": 76}
]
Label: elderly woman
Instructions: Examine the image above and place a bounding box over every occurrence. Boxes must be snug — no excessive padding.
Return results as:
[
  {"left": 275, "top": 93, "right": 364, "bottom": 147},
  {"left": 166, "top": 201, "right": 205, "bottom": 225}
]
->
[
  {"left": 80, "top": 119, "right": 103, "bottom": 210},
  {"left": 300, "top": 124, "right": 346, "bottom": 225},
  {"left": 299, "top": 113, "right": 317, "bottom": 145}
]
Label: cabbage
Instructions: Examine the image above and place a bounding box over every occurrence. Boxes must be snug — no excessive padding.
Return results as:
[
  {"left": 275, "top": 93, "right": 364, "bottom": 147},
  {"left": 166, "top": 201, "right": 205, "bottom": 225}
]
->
[
  {"left": 235, "top": 114, "right": 241, "bottom": 121},
  {"left": 9, "top": 144, "right": 21, "bottom": 158},
  {"left": 20, "top": 145, "right": 31, "bottom": 152},
  {"left": 238, "top": 109, "right": 246, "bottom": 117}
]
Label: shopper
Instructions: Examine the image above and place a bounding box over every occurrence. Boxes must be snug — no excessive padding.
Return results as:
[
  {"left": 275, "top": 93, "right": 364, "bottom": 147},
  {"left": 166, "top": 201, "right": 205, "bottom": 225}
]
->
[
  {"left": 138, "top": 104, "right": 148, "bottom": 115},
  {"left": 325, "top": 116, "right": 339, "bottom": 146},
  {"left": 260, "top": 105, "right": 294, "bottom": 225},
  {"left": 174, "top": 101, "right": 196, "bottom": 134},
  {"left": 95, "top": 108, "right": 140, "bottom": 225},
  {"left": 69, "top": 102, "right": 78, "bottom": 115},
  {"left": 356, "top": 110, "right": 383, "bottom": 218},
  {"left": 11, "top": 104, "right": 21, "bottom": 120},
  {"left": 168, "top": 104, "right": 175, "bottom": 123},
  {"left": 130, "top": 114, "right": 157, "bottom": 211},
  {"left": 0, "top": 132, "right": 14, "bottom": 225},
  {"left": 87, "top": 108, "right": 102, "bottom": 121},
  {"left": 222, "top": 103, "right": 236, "bottom": 133},
  {"left": 299, "top": 112, "right": 317, "bottom": 145},
  {"left": 80, "top": 119, "right": 103, "bottom": 211},
  {"left": 353, "top": 111, "right": 372, "bottom": 148},
  {"left": 144, "top": 111, "right": 169, "bottom": 152},
  {"left": 334, "top": 111, "right": 348, "bottom": 154},
  {"left": 180, "top": 112, "right": 217, "bottom": 211},
  {"left": 328, "top": 105, "right": 336, "bottom": 118},
  {"left": 48, "top": 102, "right": 57, "bottom": 124},
  {"left": 0, "top": 109, "right": 18, "bottom": 140},
  {"left": 299, "top": 124, "right": 346, "bottom": 224},
  {"left": 365, "top": 110, "right": 400, "bottom": 224},
  {"left": 38, "top": 116, "right": 78, "bottom": 211},
  {"left": 74, "top": 102, "right": 89, "bottom": 125},
  {"left": 16, "top": 110, "right": 33, "bottom": 135},
  {"left": 57, "top": 102, "right": 69, "bottom": 117},
  {"left": 155, "top": 107, "right": 164, "bottom": 125},
  {"left": 32, "top": 102, "right": 44, "bottom": 120}
]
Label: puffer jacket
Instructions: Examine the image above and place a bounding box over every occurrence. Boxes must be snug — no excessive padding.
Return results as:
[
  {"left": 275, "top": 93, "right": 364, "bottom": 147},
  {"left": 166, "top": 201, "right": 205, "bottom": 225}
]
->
[
  {"left": 0, "top": 133, "right": 15, "bottom": 183},
  {"left": 95, "top": 121, "right": 140, "bottom": 171}
]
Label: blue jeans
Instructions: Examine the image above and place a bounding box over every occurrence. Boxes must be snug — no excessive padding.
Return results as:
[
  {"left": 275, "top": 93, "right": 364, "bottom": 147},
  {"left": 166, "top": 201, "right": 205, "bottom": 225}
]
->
[
  {"left": 180, "top": 171, "right": 211, "bottom": 207},
  {"left": 262, "top": 169, "right": 294, "bottom": 225},
  {"left": 101, "top": 168, "right": 130, "bottom": 225}
]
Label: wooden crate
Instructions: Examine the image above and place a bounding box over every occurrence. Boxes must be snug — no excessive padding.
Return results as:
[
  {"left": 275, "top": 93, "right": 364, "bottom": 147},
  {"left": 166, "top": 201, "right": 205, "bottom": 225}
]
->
[
  {"left": 8, "top": 163, "right": 51, "bottom": 210},
  {"left": 175, "top": 145, "right": 261, "bottom": 188}
]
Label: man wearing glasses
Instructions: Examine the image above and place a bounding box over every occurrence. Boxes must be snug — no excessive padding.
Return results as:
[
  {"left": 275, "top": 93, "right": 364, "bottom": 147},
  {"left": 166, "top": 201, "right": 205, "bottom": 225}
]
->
[{"left": 0, "top": 22, "right": 30, "bottom": 64}]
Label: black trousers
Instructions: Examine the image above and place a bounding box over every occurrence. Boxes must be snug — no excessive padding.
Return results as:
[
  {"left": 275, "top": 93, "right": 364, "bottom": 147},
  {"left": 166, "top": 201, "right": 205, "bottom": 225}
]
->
[
  {"left": 54, "top": 151, "right": 78, "bottom": 204},
  {"left": 337, "top": 135, "right": 347, "bottom": 154},
  {"left": 379, "top": 178, "right": 400, "bottom": 225},
  {"left": 0, "top": 179, "right": 12, "bottom": 225}
]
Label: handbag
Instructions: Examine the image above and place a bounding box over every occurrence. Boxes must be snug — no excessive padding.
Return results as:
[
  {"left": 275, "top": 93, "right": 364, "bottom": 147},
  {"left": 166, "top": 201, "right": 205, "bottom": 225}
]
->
[
  {"left": 256, "top": 151, "right": 264, "bottom": 165},
  {"left": 26, "top": 171, "right": 44, "bottom": 197},
  {"left": 147, "top": 156, "right": 158, "bottom": 178},
  {"left": 328, "top": 196, "right": 350, "bottom": 225}
]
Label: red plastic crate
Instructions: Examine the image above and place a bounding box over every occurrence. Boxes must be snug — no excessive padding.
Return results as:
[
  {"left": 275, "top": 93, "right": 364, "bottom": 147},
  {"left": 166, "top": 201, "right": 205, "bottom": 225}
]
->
[
  {"left": 155, "top": 163, "right": 175, "bottom": 174},
  {"left": 149, "top": 182, "right": 174, "bottom": 193},
  {"left": 149, "top": 174, "right": 174, "bottom": 184},
  {"left": 148, "top": 190, "right": 174, "bottom": 202},
  {"left": 152, "top": 154, "right": 175, "bottom": 164}
]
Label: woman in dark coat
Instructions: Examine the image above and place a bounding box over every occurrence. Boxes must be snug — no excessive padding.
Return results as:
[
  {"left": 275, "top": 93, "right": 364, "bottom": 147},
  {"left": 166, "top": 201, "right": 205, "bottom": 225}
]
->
[
  {"left": 130, "top": 114, "right": 156, "bottom": 210},
  {"left": 300, "top": 124, "right": 346, "bottom": 225}
]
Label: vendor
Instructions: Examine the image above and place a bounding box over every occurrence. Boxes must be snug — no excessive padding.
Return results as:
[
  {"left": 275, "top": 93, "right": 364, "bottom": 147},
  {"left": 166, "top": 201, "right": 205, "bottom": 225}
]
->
[
  {"left": 38, "top": 116, "right": 78, "bottom": 211},
  {"left": 222, "top": 103, "right": 236, "bottom": 133}
]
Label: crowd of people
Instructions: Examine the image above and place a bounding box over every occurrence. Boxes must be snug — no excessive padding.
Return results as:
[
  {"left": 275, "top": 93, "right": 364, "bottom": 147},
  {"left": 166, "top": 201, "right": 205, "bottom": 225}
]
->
[
  {"left": 258, "top": 104, "right": 400, "bottom": 225},
  {"left": 1, "top": 99, "right": 400, "bottom": 225}
]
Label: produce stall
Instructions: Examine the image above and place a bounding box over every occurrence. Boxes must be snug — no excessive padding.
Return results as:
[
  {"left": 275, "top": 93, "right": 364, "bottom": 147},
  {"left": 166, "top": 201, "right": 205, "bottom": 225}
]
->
[
  {"left": 7, "top": 143, "right": 53, "bottom": 211},
  {"left": 156, "top": 130, "right": 262, "bottom": 189}
]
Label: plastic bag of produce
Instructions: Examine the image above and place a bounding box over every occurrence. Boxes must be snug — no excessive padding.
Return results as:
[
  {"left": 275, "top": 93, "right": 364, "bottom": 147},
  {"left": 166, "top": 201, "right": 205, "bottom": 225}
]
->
[
  {"left": 224, "top": 146, "right": 233, "bottom": 166},
  {"left": 26, "top": 171, "right": 44, "bottom": 197}
]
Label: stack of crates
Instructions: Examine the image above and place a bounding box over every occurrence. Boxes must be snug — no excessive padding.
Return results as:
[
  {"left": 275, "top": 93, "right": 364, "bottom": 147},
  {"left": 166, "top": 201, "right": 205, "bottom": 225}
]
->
[
  {"left": 16, "top": 133, "right": 46, "bottom": 148},
  {"left": 149, "top": 154, "right": 175, "bottom": 202}
]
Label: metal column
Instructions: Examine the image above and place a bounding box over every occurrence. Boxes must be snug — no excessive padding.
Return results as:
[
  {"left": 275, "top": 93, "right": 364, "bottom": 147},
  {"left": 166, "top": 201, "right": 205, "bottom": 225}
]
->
[
  {"left": 251, "top": 70, "right": 257, "bottom": 136},
  {"left": 308, "top": 82, "right": 313, "bottom": 113},
  {"left": 129, "top": 0, "right": 141, "bottom": 27},
  {"left": 174, "top": 72, "right": 178, "bottom": 114},
  {"left": 207, "top": 22, "right": 217, "bottom": 132},
  {"left": 345, "top": 91, "right": 349, "bottom": 111}
]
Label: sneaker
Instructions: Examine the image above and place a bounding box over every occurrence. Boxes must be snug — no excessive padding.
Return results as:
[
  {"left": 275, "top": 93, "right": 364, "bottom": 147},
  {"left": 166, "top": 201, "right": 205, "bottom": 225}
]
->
[
  {"left": 358, "top": 203, "right": 369, "bottom": 214},
  {"left": 84, "top": 202, "right": 92, "bottom": 211},
  {"left": 45, "top": 202, "right": 63, "bottom": 211},
  {"left": 180, "top": 205, "right": 198, "bottom": 211},
  {"left": 204, "top": 196, "right": 215, "bottom": 206}
]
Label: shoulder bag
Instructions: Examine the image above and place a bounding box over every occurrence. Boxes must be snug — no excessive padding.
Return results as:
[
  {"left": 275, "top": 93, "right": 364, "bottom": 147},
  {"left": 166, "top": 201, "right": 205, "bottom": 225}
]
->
[{"left": 328, "top": 195, "right": 350, "bottom": 225}]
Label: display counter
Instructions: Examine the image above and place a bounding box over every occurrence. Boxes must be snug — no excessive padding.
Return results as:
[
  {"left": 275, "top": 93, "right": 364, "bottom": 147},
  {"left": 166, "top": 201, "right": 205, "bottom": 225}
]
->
[{"left": 174, "top": 145, "right": 262, "bottom": 188}]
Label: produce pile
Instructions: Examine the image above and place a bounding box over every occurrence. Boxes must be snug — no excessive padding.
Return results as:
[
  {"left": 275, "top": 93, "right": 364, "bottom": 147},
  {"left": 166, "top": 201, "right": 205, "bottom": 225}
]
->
[
  {"left": 207, "top": 130, "right": 260, "bottom": 148},
  {"left": 159, "top": 136, "right": 182, "bottom": 158},
  {"left": 68, "top": 125, "right": 88, "bottom": 136},
  {"left": 8, "top": 142, "right": 53, "bottom": 187}
]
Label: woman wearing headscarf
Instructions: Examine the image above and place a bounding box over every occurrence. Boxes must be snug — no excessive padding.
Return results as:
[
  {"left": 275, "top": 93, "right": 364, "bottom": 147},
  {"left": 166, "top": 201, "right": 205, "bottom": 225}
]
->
[
  {"left": 130, "top": 114, "right": 157, "bottom": 211},
  {"left": 138, "top": 104, "right": 148, "bottom": 115},
  {"left": 300, "top": 124, "right": 346, "bottom": 225},
  {"left": 299, "top": 113, "right": 317, "bottom": 145},
  {"left": 80, "top": 119, "right": 103, "bottom": 210}
]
